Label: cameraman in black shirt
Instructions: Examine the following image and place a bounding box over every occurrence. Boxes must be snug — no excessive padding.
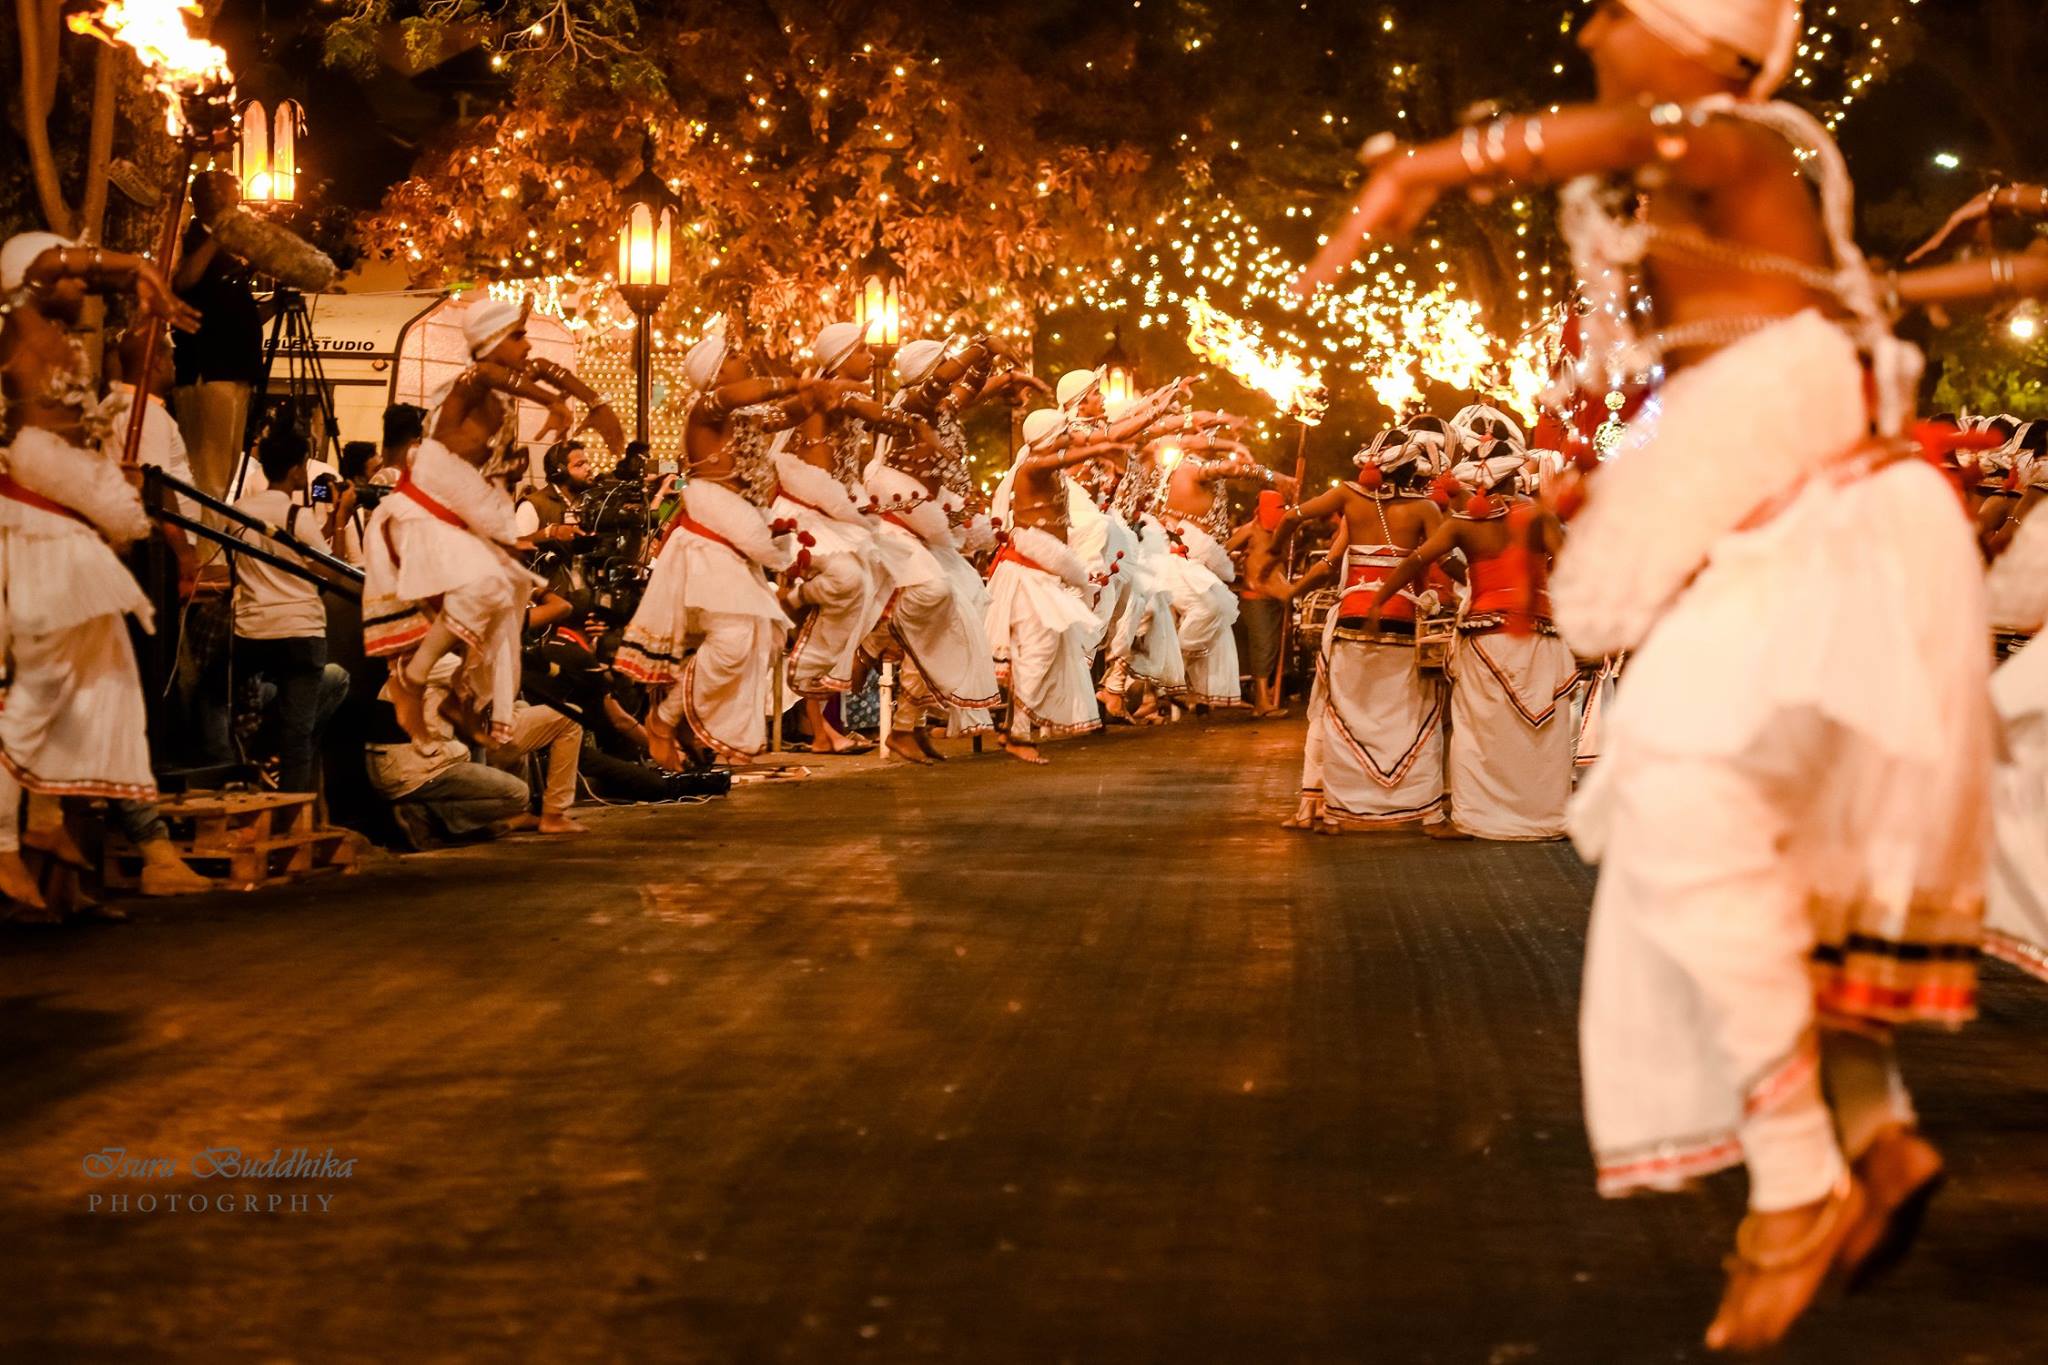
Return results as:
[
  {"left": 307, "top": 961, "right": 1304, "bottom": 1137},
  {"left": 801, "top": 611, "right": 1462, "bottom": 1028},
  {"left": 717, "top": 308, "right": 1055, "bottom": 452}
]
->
[{"left": 171, "top": 171, "right": 266, "bottom": 498}]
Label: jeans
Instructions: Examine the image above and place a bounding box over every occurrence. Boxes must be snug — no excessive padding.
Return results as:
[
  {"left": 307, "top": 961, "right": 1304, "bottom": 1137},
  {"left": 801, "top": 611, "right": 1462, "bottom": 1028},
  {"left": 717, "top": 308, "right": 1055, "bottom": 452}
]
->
[
  {"left": 236, "top": 636, "right": 331, "bottom": 792},
  {"left": 400, "top": 762, "right": 530, "bottom": 837}
]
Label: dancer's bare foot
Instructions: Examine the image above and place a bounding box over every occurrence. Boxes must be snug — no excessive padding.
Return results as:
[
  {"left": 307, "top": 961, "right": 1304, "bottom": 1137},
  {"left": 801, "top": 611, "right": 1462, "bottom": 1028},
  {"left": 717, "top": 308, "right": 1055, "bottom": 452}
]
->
[
  {"left": 387, "top": 664, "right": 433, "bottom": 745},
  {"left": 537, "top": 813, "right": 589, "bottom": 836},
  {"left": 1705, "top": 1177, "right": 1864, "bottom": 1355},
  {"left": 913, "top": 727, "right": 947, "bottom": 762},
  {"left": 138, "top": 840, "right": 212, "bottom": 897},
  {"left": 1424, "top": 820, "right": 1472, "bottom": 841},
  {"left": 24, "top": 819, "right": 90, "bottom": 869},
  {"left": 1281, "top": 797, "right": 1322, "bottom": 832},
  {"left": 884, "top": 731, "right": 934, "bottom": 765},
  {"left": 1098, "top": 688, "right": 1132, "bottom": 722},
  {"left": 802, "top": 702, "right": 874, "bottom": 754},
  {"left": 1840, "top": 1127, "right": 1945, "bottom": 1293},
  {"left": 646, "top": 717, "right": 687, "bottom": 773},
  {"left": 997, "top": 736, "right": 1048, "bottom": 765},
  {"left": 0, "top": 851, "right": 47, "bottom": 910},
  {"left": 1252, "top": 706, "right": 1290, "bottom": 719}
]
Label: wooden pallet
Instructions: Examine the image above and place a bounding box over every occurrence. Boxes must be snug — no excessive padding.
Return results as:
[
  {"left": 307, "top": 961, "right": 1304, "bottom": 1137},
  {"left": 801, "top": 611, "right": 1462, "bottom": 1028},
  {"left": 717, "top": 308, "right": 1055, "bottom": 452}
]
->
[{"left": 102, "top": 791, "right": 362, "bottom": 894}]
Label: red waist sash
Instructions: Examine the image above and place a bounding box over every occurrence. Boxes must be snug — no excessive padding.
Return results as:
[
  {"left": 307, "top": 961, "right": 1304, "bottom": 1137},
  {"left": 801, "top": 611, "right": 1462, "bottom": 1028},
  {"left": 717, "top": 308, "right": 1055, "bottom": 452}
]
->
[
  {"left": 397, "top": 475, "right": 465, "bottom": 528},
  {"left": 0, "top": 473, "right": 88, "bottom": 525},
  {"left": 991, "top": 542, "right": 1052, "bottom": 576},
  {"left": 669, "top": 513, "right": 742, "bottom": 556}
]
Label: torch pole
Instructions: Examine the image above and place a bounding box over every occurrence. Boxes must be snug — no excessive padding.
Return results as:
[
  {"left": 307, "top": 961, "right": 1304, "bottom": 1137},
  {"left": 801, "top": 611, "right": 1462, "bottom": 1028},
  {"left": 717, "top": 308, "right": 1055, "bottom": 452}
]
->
[
  {"left": 1275, "top": 419, "right": 1310, "bottom": 706},
  {"left": 119, "top": 145, "right": 194, "bottom": 469}
]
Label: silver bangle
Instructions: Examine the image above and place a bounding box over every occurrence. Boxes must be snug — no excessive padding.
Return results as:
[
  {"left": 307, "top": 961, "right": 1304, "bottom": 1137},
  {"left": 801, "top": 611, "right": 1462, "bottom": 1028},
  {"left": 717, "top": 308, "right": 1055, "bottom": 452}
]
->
[
  {"left": 1484, "top": 119, "right": 1511, "bottom": 173},
  {"left": 1992, "top": 253, "right": 2018, "bottom": 294},
  {"left": 1520, "top": 117, "right": 1546, "bottom": 171},
  {"left": 1459, "top": 127, "right": 1489, "bottom": 179}
]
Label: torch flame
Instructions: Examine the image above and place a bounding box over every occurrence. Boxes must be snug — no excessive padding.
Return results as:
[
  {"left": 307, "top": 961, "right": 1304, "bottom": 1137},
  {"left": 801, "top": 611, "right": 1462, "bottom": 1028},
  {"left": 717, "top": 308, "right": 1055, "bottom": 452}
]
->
[
  {"left": 1184, "top": 299, "right": 1327, "bottom": 426},
  {"left": 68, "top": 1, "right": 231, "bottom": 137}
]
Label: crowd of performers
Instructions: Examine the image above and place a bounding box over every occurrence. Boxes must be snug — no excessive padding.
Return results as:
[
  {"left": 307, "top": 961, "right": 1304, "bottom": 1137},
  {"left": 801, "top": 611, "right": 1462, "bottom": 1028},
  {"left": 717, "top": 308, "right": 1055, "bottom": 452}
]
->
[
  {"left": 362, "top": 303, "right": 1295, "bottom": 774},
  {"left": 6, "top": 0, "right": 2048, "bottom": 1353},
  {"left": 1277, "top": 406, "right": 1578, "bottom": 841}
]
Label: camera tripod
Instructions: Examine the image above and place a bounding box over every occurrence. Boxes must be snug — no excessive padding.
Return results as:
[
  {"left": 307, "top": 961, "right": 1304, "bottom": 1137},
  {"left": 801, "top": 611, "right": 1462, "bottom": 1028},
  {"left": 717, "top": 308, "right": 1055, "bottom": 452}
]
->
[{"left": 229, "top": 286, "right": 341, "bottom": 498}]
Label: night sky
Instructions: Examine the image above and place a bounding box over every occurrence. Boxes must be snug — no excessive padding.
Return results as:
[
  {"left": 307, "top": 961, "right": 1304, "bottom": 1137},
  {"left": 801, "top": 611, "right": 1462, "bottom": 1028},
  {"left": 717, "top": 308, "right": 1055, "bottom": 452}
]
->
[{"left": 221, "top": 0, "right": 2024, "bottom": 253}]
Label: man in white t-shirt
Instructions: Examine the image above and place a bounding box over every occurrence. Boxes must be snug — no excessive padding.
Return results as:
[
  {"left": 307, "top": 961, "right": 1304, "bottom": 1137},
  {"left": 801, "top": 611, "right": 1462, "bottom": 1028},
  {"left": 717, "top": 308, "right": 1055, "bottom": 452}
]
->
[{"left": 230, "top": 428, "right": 341, "bottom": 792}]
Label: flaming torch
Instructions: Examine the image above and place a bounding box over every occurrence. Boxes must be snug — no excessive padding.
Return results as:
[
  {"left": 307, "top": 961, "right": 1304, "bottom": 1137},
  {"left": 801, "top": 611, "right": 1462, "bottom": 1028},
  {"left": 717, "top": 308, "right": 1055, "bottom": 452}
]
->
[
  {"left": 1185, "top": 296, "right": 1326, "bottom": 500},
  {"left": 67, "top": 0, "right": 235, "bottom": 467},
  {"left": 66, "top": 1, "right": 232, "bottom": 137},
  {"left": 1183, "top": 299, "right": 1329, "bottom": 705}
]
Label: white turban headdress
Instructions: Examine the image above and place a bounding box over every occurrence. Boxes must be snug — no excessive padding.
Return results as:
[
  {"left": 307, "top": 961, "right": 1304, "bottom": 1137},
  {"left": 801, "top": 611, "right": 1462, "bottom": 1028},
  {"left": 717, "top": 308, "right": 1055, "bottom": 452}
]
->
[
  {"left": 1021, "top": 408, "right": 1068, "bottom": 451},
  {"left": 1396, "top": 415, "right": 1456, "bottom": 477},
  {"left": 683, "top": 317, "right": 732, "bottom": 391},
  {"left": 809, "top": 321, "right": 864, "bottom": 376},
  {"left": 1618, "top": 0, "right": 1803, "bottom": 96},
  {"left": 461, "top": 299, "right": 523, "bottom": 358},
  {"left": 895, "top": 339, "right": 947, "bottom": 387},
  {"left": 1449, "top": 403, "right": 1527, "bottom": 458},
  {"left": 1056, "top": 368, "right": 1102, "bottom": 410},
  {"left": 1451, "top": 454, "right": 1526, "bottom": 495},
  {"left": 1, "top": 232, "right": 72, "bottom": 293},
  {"left": 1354, "top": 427, "right": 1425, "bottom": 475}
]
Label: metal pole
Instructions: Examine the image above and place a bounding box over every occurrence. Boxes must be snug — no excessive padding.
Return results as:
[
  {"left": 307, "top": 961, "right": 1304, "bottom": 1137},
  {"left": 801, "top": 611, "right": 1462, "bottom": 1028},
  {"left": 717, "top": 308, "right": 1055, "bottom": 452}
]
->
[
  {"left": 632, "top": 307, "right": 653, "bottom": 447},
  {"left": 119, "top": 147, "right": 194, "bottom": 468},
  {"left": 1275, "top": 420, "right": 1311, "bottom": 704}
]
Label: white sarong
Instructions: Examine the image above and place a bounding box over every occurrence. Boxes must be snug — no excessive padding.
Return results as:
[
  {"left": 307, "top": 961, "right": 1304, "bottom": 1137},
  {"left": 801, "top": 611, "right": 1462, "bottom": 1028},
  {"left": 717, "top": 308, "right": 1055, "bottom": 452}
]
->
[
  {"left": 1446, "top": 628, "right": 1577, "bottom": 840},
  {"left": 773, "top": 455, "right": 885, "bottom": 698},
  {"left": 1153, "top": 519, "right": 1243, "bottom": 707},
  {"left": 1304, "top": 620, "right": 1446, "bottom": 829},
  {"left": 1569, "top": 319, "right": 1989, "bottom": 1200},
  {"left": 619, "top": 481, "right": 792, "bottom": 761},
  {"left": 0, "top": 428, "right": 157, "bottom": 798},
  {"left": 1984, "top": 513, "right": 2048, "bottom": 982},
  {"left": 985, "top": 526, "right": 1101, "bottom": 740},
  {"left": 362, "top": 438, "right": 541, "bottom": 743}
]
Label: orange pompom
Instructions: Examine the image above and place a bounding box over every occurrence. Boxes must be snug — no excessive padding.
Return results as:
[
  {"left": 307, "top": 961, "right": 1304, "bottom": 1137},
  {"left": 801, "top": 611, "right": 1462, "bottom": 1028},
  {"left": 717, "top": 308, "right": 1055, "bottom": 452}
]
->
[
  {"left": 1357, "top": 464, "right": 1383, "bottom": 489},
  {"left": 1464, "top": 490, "right": 1494, "bottom": 520}
]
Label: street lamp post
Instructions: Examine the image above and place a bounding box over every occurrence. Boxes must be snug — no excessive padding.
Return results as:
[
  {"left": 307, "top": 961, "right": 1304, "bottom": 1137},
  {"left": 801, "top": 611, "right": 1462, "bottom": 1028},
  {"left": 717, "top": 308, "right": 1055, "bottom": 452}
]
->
[
  {"left": 1096, "top": 323, "right": 1137, "bottom": 413},
  {"left": 233, "top": 96, "right": 303, "bottom": 205},
  {"left": 616, "top": 131, "right": 679, "bottom": 448},
  {"left": 854, "top": 237, "right": 903, "bottom": 402}
]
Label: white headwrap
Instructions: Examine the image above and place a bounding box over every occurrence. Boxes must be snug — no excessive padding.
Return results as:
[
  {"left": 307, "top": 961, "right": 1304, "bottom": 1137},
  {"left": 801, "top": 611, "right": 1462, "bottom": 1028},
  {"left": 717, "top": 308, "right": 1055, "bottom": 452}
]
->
[
  {"left": 2, "top": 232, "right": 73, "bottom": 293},
  {"left": 462, "top": 299, "right": 523, "bottom": 358},
  {"left": 1397, "top": 416, "right": 1456, "bottom": 477},
  {"left": 1056, "top": 368, "right": 1102, "bottom": 409},
  {"left": 1449, "top": 404, "right": 1526, "bottom": 458},
  {"left": 1451, "top": 454, "right": 1525, "bottom": 494},
  {"left": 1618, "top": 0, "right": 1803, "bottom": 96},
  {"left": 1021, "top": 408, "right": 1067, "bottom": 451},
  {"left": 809, "top": 321, "right": 864, "bottom": 376},
  {"left": 683, "top": 317, "right": 731, "bottom": 391},
  {"left": 895, "top": 339, "right": 947, "bottom": 387},
  {"left": 1354, "top": 427, "right": 1426, "bottom": 475}
]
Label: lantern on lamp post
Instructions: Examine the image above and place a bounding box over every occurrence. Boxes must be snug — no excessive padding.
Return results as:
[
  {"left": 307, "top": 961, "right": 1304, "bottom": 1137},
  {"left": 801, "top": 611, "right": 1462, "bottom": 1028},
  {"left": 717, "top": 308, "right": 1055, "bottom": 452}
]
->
[
  {"left": 1096, "top": 323, "right": 1137, "bottom": 413},
  {"left": 234, "top": 96, "right": 303, "bottom": 206},
  {"left": 616, "top": 131, "right": 679, "bottom": 447},
  {"left": 855, "top": 236, "right": 903, "bottom": 399}
]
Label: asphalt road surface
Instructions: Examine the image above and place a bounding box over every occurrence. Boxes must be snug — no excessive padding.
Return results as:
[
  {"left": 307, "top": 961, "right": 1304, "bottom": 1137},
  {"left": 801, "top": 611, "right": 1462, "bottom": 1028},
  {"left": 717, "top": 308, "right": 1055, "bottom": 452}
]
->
[{"left": 4, "top": 716, "right": 2045, "bottom": 1363}]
